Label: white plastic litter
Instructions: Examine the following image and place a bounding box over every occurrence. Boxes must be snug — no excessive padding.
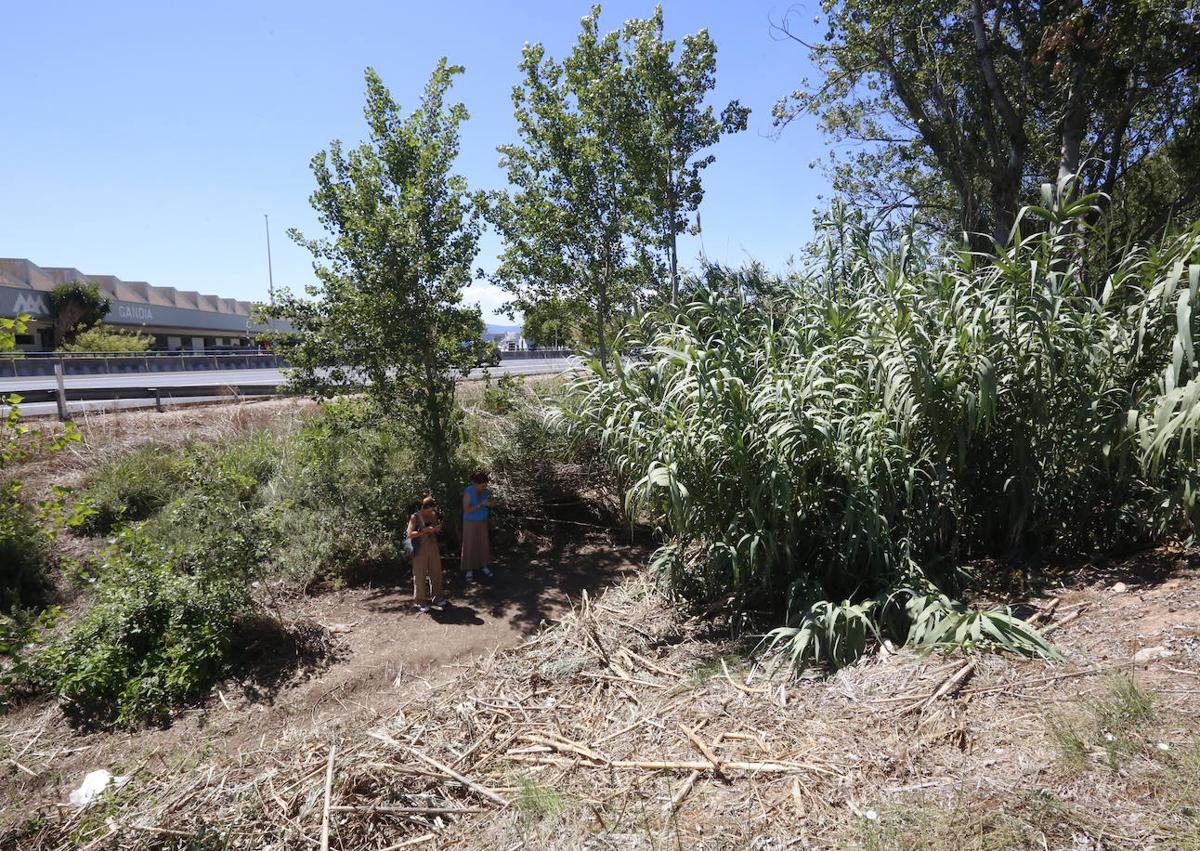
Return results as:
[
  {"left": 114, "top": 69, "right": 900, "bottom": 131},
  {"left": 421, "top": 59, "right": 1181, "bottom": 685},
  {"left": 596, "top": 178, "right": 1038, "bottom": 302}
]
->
[{"left": 69, "top": 769, "right": 129, "bottom": 807}]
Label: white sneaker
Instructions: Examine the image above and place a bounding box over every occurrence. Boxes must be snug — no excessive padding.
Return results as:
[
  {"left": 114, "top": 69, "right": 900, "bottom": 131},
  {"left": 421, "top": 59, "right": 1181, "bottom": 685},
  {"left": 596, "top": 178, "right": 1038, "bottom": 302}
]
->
[
  {"left": 481, "top": 566, "right": 494, "bottom": 578},
  {"left": 417, "top": 603, "right": 431, "bottom": 613},
  {"left": 464, "top": 571, "right": 474, "bottom": 583}
]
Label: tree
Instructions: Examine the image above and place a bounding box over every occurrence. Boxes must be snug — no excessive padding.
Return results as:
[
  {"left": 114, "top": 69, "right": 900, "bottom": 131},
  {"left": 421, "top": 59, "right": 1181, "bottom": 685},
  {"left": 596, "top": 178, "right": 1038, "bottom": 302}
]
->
[
  {"left": 264, "top": 61, "right": 484, "bottom": 502},
  {"left": 516, "top": 295, "right": 590, "bottom": 349},
  {"left": 49, "top": 282, "right": 110, "bottom": 347},
  {"left": 773, "top": 0, "right": 1200, "bottom": 245},
  {"left": 58, "top": 327, "right": 152, "bottom": 353},
  {"left": 623, "top": 7, "right": 749, "bottom": 302},
  {"left": 490, "top": 6, "right": 655, "bottom": 369}
]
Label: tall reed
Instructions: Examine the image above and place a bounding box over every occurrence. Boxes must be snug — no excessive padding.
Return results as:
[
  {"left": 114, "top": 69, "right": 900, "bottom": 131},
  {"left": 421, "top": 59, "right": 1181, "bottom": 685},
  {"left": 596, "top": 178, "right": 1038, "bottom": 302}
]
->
[{"left": 562, "top": 196, "right": 1200, "bottom": 664}]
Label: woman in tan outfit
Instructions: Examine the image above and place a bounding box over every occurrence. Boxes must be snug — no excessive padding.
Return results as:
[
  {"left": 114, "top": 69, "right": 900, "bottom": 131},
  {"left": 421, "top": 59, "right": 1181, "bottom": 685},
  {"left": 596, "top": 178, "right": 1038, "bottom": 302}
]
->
[{"left": 407, "top": 496, "right": 446, "bottom": 613}]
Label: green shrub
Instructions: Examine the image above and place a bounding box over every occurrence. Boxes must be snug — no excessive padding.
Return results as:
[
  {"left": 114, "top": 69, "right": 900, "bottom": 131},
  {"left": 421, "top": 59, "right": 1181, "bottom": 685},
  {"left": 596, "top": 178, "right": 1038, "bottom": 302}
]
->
[
  {"left": 0, "top": 489, "right": 52, "bottom": 614},
  {"left": 481, "top": 373, "right": 526, "bottom": 415},
  {"left": 35, "top": 510, "right": 273, "bottom": 727},
  {"left": 565, "top": 199, "right": 1200, "bottom": 667},
  {"left": 265, "top": 404, "right": 428, "bottom": 584},
  {"left": 74, "top": 445, "right": 188, "bottom": 535},
  {"left": 58, "top": 326, "right": 152, "bottom": 353}
]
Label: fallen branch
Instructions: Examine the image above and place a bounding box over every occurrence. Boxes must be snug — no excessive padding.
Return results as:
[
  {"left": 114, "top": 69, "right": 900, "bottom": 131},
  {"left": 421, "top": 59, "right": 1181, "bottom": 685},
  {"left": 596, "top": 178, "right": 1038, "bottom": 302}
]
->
[
  {"left": 902, "top": 659, "right": 976, "bottom": 715},
  {"left": 369, "top": 734, "right": 511, "bottom": 806},
  {"left": 680, "top": 724, "right": 726, "bottom": 779},
  {"left": 667, "top": 770, "right": 701, "bottom": 813},
  {"left": 1042, "top": 605, "right": 1088, "bottom": 636},
  {"left": 320, "top": 744, "right": 336, "bottom": 851}
]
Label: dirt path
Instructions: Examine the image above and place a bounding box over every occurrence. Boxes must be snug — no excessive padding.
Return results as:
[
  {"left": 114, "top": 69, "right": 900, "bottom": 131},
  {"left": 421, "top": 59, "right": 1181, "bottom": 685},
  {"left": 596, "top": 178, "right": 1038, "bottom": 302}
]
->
[{"left": 0, "top": 531, "right": 643, "bottom": 829}]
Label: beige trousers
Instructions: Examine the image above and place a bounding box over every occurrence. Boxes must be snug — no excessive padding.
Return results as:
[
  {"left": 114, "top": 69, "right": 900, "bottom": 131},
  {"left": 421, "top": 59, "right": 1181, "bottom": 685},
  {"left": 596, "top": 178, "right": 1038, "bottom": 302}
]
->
[{"left": 412, "top": 542, "right": 443, "bottom": 604}]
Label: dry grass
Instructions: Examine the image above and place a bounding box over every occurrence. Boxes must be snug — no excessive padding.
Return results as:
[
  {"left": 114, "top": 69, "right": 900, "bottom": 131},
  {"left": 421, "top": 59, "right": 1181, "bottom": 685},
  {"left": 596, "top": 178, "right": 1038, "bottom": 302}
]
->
[
  {"left": 4, "top": 549, "right": 1198, "bottom": 849},
  {"left": 10, "top": 398, "right": 318, "bottom": 500}
]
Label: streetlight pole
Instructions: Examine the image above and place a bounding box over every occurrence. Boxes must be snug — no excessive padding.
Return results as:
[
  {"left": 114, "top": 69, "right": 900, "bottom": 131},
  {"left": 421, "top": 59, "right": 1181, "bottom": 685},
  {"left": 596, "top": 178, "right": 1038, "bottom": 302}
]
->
[{"left": 264, "top": 213, "right": 275, "bottom": 306}]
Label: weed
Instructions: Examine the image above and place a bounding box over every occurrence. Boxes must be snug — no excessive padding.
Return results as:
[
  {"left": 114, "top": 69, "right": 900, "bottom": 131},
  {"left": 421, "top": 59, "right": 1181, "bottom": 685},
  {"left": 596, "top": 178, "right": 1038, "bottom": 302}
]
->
[
  {"left": 516, "top": 776, "right": 564, "bottom": 820},
  {"left": 72, "top": 444, "right": 187, "bottom": 535},
  {"left": 1045, "top": 713, "right": 1089, "bottom": 772}
]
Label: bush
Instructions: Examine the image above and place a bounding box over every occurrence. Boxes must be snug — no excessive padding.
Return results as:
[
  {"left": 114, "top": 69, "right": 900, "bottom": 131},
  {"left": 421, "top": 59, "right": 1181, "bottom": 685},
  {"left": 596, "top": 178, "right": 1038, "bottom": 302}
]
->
[
  {"left": 73, "top": 445, "right": 188, "bottom": 535},
  {"left": 0, "top": 491, "right": 52, "bottom": 615},
  {"left": 58, "top": 326, "right": 152, "bottom": 353},
  {"left": 35, "top": 508, "right": 274, "bottom": 726},
  {"left": 565, "top": 200, "right": 1200, "bottom": 666},
  {"left": 266, "top": 403, "right": 428, "bottom": 585},
  {"left": 481, "top": 373, "right": 526, "bottom": 415}
]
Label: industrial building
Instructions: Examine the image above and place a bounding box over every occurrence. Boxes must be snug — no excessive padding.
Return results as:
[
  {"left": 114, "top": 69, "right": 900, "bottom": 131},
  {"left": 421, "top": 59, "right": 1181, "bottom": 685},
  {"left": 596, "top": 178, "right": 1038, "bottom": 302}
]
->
[{"left": 0, "top": 258, "right": 284, "bottom": 351}]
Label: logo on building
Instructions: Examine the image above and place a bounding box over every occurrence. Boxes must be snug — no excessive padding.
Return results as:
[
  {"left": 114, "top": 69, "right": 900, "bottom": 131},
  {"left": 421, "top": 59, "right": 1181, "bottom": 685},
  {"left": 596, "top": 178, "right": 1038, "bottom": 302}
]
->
[
  {"left": 11, "top": 292, "right": 50, "bottom": 316},
  {"left": 116, "top": 303, "right": 155, "bottom": 323}
]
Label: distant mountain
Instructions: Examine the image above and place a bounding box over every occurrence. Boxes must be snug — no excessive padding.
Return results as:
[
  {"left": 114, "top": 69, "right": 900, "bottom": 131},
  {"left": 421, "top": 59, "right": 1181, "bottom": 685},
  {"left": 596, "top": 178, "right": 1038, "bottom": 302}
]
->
[{"left": 485, "top": 323, "right": 521, "bottom": 336}]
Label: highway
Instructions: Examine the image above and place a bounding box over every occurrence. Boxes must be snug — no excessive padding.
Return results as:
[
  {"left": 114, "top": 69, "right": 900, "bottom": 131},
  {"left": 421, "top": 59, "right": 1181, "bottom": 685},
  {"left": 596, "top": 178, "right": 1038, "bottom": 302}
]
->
[{"left": 2, "top": 357, "right": 576, "bottom": 417}]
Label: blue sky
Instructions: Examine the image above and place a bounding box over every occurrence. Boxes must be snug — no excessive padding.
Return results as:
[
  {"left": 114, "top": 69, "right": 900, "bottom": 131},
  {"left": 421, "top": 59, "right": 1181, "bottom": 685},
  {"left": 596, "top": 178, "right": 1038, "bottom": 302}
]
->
[{"left": 1, "top": 1, "right": 828, "bottom": 322}]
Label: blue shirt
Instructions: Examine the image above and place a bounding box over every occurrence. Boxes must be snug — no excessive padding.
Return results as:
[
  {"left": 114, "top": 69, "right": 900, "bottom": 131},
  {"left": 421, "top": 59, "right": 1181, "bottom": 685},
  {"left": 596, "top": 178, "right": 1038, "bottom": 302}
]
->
[{"left": 464, "top": 486, "right": 489, "bottom": 521}]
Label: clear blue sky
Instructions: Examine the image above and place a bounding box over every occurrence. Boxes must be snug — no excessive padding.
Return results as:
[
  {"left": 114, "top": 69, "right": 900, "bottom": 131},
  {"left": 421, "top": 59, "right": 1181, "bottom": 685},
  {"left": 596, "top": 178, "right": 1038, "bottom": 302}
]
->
[{"left": 1, "top": 1, "right": 828, "bottom": 323}]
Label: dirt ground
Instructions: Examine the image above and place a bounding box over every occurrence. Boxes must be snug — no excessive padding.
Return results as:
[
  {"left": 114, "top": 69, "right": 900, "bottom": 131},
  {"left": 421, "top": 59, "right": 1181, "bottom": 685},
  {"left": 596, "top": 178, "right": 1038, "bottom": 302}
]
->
[{"left": 0, "top": 530, "right": 643, "bottom": 843}]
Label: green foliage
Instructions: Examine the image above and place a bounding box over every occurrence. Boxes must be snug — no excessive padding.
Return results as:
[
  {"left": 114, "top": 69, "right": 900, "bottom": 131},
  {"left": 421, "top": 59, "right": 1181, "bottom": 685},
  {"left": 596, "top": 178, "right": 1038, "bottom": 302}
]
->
[
  {"left": 0, "top": 496, "right": 53, "bottom": 614},
  {"left": 1046, "top": 673, "right": 1156, "bottom": 775},
  {"left": 774, "top": 1, "right": 1200, "bottom": 244},
  {"left": 766, "top": 598, "right": 877, "bottom": 670},
  {"left": 73, "top": 445, "right": 188, "bottom": 535},
  {"left": 517, "top": 295, "right": 589, "bottom": 350},
  {"left": 481, "top": 373, "right": 526, "bottom": 415},
  {"left": 58, "top": 326, "right": 152, "bottom": 353},
  {"left": 622, "top": 6, "right": 749, "bottom": 301},
  {"left": 264, "top": 60, "right": 484, "bottom": 508},
  {"left": 565, "top": 199, "right": 1200, "bottom": 668},
  {"left": 48, "top": 282, "right": 111, "bottom": 346},
  {"left": 1, "top": 314, "right": 82, "bottom": 670},
  {"left": 516, "top": 777, "right": 565, "bottom": 820},
  {"left": 268, "top": 403, "right": 428, "bottom": 585},
  {"left": 0, "top": 314, "right": 28, "bottom": 355},
  {"left": 490, "top": 6, "right": 652, "bottom": 368},
  {"left": 34, "top": 528, "right": 261, "bottom": 727}
]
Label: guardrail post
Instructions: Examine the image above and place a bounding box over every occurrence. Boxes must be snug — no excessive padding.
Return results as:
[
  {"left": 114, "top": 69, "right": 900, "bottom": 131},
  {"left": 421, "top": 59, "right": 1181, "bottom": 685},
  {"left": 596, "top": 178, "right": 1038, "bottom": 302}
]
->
[
  {"left": 53, "top": 364, "right": 71, "bottom": 422},
  {"left": 149, "top": 387, "right": 163, "bottom": 412}
]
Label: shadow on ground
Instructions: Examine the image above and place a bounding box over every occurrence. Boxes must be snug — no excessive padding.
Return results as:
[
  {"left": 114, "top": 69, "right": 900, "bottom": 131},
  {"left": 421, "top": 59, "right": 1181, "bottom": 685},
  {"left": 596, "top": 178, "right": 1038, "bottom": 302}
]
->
[{"left": 360, "top": 529, "right": 643, "bottom": 635}]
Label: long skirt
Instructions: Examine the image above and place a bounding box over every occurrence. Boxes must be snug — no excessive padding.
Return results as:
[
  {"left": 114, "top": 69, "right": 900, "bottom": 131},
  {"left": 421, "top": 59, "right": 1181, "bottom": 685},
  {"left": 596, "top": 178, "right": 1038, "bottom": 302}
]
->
[{"left": 460, "top": 519, "right": 491, "bottom": 572}]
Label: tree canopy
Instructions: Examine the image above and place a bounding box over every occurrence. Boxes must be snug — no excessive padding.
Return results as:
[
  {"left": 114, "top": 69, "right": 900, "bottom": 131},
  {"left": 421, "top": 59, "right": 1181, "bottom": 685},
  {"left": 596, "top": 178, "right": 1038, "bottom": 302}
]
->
[
  {"left": 48, "top": 282, "right": 110, "bottom": 347},
  {"left": 774, "top": 0, "right": 1200, "bottom": 245},
  {"left": 491, "top": 5, "right": 747, "bottom": 365},
  {"left": 265, "top": 60, "right": 484, "bottom": 500}
]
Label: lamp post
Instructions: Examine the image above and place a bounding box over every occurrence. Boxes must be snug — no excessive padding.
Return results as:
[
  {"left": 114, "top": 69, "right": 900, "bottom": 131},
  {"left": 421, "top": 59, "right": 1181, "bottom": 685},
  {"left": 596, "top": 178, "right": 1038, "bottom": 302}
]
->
[{"left": 264, "top": 213, "right": 275, "bottom": 306}]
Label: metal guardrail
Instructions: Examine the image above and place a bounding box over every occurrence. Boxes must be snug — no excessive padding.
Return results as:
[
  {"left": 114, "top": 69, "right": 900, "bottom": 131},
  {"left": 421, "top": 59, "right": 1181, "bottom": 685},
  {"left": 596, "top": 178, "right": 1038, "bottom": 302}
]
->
[
  {"left": 1, "top": 351, "right": 285, "bottom": 379},
  {"left": 13, "top": 383, "right": 286, "bottom": 414},
  {"left": 0, "top": 347, "right": 573, "bottom": 378}
]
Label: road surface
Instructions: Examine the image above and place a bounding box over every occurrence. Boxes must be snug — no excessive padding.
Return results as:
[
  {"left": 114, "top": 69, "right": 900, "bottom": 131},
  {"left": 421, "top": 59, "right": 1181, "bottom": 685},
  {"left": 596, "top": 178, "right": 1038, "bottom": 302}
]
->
[{"left": 2, "top": 358, "right": 576, "bottom": 417}]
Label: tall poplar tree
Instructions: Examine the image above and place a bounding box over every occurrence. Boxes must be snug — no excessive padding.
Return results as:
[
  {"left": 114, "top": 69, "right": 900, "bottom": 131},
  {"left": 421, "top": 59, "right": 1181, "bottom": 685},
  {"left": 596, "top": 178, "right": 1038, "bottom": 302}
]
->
[
  {"left": 266, "top": 61, "right": 484, "bottom": 500},
  {"left": 490, "top": 7, "right": 650, "bottom": 369},
  {"left": 623, "top": 7, "right": 749, "bottom": 302}
]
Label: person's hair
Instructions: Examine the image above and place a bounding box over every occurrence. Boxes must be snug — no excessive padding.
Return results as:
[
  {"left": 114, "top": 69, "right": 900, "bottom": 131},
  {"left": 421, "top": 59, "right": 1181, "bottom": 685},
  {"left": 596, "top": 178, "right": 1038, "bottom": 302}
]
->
[
  {"left": 470, "top": 471, "right": 489, "bottom": 484},
  {"left": 421, "top": 496, "right": 437, "bottom": 508}
]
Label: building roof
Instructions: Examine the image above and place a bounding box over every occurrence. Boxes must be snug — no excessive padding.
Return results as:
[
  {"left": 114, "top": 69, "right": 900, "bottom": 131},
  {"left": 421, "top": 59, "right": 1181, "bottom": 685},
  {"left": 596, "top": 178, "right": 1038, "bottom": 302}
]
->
[{"left": 0, "top": 258, "right": 257, "bottom": 317}]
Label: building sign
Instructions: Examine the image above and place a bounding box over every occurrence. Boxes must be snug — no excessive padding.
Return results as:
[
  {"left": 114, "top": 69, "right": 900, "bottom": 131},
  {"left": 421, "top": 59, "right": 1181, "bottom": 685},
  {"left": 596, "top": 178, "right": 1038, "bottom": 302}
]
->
[{"left": 0, "top": 285, "right": 288, "bottom": 333}]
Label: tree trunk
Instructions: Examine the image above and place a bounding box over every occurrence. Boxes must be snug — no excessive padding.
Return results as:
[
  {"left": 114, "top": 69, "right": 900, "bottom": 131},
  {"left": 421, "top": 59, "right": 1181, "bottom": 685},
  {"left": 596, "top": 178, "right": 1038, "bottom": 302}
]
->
[
  {"left": 420, "top": 353, "right": 456, "bottom": 528},
  {"left": 595, "top": 273, "right": 609, "bottom": 370},
  {"left": 668, "top": 229, "right": 679, "bottom": 305},
  {"left": 1057, "top": 70, "right": 1088, "bottom": 198}
]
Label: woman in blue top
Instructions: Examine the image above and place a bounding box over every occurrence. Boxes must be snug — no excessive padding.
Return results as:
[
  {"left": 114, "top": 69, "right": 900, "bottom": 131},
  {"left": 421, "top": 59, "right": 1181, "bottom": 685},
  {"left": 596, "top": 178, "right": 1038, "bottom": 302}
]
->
[{"left": 461, "top": 471, "right": 492, "bottom": 583}]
